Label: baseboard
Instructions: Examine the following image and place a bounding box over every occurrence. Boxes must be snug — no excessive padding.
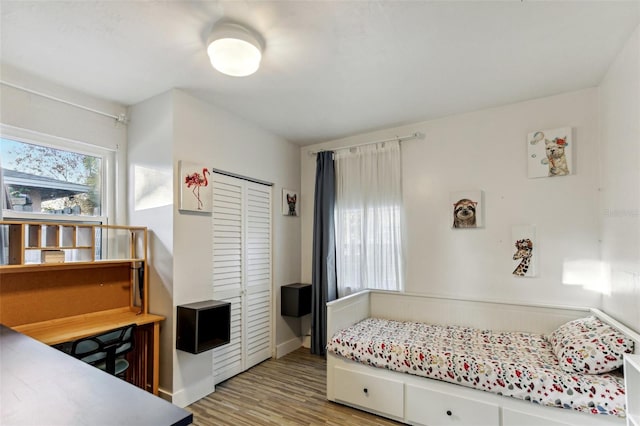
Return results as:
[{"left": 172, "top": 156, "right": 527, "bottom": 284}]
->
[
  {"left": 170, "top": 375, "right": 215, "bottom": 408},
  {"left": 302, "top": 334, "right": 310, "bottom": 348},
  {"left": 158, "top": 387, "right": 172, "bottom": 402},
  {"left": 276, "top": 336, "right": 303, "bottom": 358}
]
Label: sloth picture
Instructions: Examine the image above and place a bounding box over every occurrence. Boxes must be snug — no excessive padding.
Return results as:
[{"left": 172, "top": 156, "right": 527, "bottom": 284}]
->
[
  {"left": 452, "top": 198, "right": 478, "bottom": 228},
  {"left": 450, "top": 190, "right": 483, "bottom": 229}
]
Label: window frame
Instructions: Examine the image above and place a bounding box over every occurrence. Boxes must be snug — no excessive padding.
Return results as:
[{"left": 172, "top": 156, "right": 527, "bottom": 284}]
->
[{"left": 1, "top": 124, "right": 114, "bottom": 225}]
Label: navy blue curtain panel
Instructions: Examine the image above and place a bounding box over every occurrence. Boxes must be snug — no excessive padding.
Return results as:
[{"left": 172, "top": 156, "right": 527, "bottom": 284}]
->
[{"left": 311, "top": 151, "right": 337, "bottom": 355}]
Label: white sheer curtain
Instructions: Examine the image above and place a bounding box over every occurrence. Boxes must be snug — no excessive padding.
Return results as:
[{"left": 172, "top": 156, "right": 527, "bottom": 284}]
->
[{"left": 334, "top": 140, "right": 404, "bottom": 298}]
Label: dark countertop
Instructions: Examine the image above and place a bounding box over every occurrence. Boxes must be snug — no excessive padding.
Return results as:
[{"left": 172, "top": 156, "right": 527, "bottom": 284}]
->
[{"left": 0, "top": 324, "right": 192, "bottom": 426}]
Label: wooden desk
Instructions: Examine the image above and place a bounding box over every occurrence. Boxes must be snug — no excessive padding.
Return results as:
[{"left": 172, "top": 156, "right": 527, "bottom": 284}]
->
[
  {"left": 11, "top": 307, "right": 165, "bottom": 395},
  {"left": 0, "top": 324, "right": 192, "bottom": 426},
  {"left": 12, "top": 307, "right": 163, "bottom": 345},
  {"left": 0, "top": 223, "right": 163, "bottom": 396}
]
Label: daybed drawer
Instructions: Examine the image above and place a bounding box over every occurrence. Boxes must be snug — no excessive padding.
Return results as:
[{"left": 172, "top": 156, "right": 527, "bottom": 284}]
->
[
  {"left": 333, "top": 366, "right": 404, "bottom": 419},
  {"left": 406, "top": 384, "right": 499, "bottom": 426},
  {"left": 502, "top": 408, "right": 569, "bottom": 426}
]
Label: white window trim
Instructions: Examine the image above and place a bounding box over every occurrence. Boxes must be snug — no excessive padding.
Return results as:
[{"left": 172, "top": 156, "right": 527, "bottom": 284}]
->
[{"left": 1, "top": 124, "right": 115, "bottom": 223}]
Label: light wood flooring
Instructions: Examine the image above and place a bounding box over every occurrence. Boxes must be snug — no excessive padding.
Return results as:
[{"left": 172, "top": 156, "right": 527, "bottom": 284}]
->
[{"left": 186, "top": 347, "right": 403, "bottom": 425}]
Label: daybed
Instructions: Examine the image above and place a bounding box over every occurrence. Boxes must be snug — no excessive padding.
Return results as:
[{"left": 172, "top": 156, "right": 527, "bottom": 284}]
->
[{"left": 326, "top": 290, "right": 640, "bottom": 426}]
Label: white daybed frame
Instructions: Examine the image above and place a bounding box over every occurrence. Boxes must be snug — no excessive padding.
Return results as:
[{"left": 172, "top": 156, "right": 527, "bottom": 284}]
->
[{"left": 326, "top": 290, "right": 640, "bottom": 426}]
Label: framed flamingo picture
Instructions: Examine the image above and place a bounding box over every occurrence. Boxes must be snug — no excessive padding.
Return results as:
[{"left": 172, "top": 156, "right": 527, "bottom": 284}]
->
[{"left": 179, "top": 160, "right": 212, "bottom": 213}]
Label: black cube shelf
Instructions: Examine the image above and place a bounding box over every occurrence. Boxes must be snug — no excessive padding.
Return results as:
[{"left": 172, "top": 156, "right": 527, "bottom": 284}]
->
[
  {"left": 281, "top": 283, "right": 311, "bottom": 317},
  {"left": 176, "top": 300, "right": 230, "bottom": 354}
]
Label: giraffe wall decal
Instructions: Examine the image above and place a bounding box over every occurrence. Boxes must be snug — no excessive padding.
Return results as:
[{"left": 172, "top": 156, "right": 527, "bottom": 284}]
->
[{"left": 512, "top": 238, "right": 533, "bottom": 277}]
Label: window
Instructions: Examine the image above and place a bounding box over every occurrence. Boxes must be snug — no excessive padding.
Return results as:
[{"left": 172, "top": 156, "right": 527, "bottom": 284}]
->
[
  {"left": 336, "top": 204, "right": 403, "bottom": 295},
  {"left": 334, "top": 141, "right": 404, "bottom": 297},
  {"left": 1, "top": 129, "right": 112, "bottom": 222},
  {"left": 1, "top": 128, "right": 114, "bottom": 264}
]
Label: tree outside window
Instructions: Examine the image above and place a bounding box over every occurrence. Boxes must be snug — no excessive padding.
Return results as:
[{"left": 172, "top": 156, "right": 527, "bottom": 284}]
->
[{"left": 1, "top": 139, "right": 102, "bottom": 216}]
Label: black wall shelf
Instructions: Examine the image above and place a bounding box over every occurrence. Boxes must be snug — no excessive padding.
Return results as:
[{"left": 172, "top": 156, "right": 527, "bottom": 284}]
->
[
  {"left": 281, "top": 283, "right": 311, "bottom": 317},
  {"left": 176, "top": 300, "right": 230, "bottom": 354}
]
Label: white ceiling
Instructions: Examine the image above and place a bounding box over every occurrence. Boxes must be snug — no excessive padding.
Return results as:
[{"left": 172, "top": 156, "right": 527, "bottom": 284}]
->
[{"left": 1, "top": 1, "right": 638, "bottom": 145}]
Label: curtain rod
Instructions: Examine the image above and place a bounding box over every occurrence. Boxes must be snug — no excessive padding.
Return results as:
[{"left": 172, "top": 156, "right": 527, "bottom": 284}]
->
[
  {"left": 307, "top": 132, "right": 423, "bottom": 156},
  {"left": 0, "top": 80, "right": 128, "bottom": 124}
]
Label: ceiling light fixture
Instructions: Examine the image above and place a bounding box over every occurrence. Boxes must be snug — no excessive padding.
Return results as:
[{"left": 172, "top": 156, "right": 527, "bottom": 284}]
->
[{"left": 207, "top": 22, "right": 263, "bottom": 77}]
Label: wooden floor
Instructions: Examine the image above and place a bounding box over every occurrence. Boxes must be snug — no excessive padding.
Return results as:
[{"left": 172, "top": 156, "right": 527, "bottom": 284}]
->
[{"left": 187, "top": 347, "right": 403, "bottom": 425}]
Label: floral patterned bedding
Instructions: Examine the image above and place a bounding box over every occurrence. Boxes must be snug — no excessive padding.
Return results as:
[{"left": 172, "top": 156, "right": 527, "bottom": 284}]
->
[{"left": 327, "top": 318, "right": 627, "bottom": 418}]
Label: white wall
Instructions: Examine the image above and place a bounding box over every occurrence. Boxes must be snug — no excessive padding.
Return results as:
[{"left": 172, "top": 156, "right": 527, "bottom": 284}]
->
[
  {"left": 599, "top": 25, "right": 640, "bottom": 331},
  {"left": 127, "top": 90, "right": 175, "bottom": 393},
  {"left": 128, "top": 89, "right": 301, "bottom": 406},
  {"left": 0, "top": 64, "right": 128, "bottom": 223},
  {"left": 302, "top": 89, "right": 603, "bottom": 309}
]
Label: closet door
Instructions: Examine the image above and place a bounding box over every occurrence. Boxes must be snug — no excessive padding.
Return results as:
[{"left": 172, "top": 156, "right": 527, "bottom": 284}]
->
[
  {"left": 211, "top": 173, "right": 272, "bottom": 385},
  {"left": 244, "top": 183, "right": 272, "bottom": 367},
  {"left": 211, "top": 174, "right": 244, "bottom": 384}
]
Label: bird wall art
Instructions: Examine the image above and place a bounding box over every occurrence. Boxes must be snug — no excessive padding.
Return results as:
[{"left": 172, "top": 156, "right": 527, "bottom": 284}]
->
[{"left": 179, "top": 161, "right": 212, "bottom": 213}]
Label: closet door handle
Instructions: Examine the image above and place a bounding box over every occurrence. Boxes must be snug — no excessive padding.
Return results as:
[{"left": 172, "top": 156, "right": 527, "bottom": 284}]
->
[
  {"left": 363, "top": 388, "right": 368, "bottom": 395},
  {"left": 446, "top": 410, "right": 452, "bottom": 416}
]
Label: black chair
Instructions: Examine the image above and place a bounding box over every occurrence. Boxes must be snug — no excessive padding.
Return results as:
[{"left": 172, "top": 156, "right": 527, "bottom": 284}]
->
[{"left": 70, "top": 324, "right": 136, "bottom": 378}]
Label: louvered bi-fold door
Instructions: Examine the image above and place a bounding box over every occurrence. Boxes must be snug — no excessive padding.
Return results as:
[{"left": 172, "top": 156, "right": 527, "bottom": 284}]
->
[
  {"left": 244, "top": 183, "right": 272, "bottom": 368},
  {"left": 211, "top": 173, "right": 272, "bottom": 385}
]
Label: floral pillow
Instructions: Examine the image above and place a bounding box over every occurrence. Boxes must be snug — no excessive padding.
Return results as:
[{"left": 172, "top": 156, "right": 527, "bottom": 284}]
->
[{"left": 548, "top": 316, "right": 634, "bottom": 374}]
